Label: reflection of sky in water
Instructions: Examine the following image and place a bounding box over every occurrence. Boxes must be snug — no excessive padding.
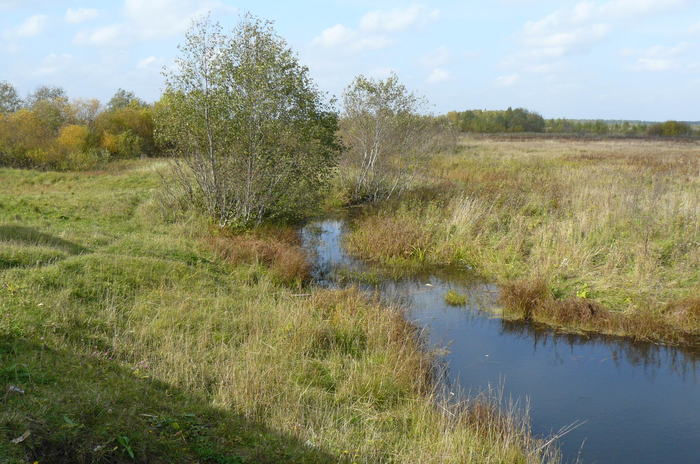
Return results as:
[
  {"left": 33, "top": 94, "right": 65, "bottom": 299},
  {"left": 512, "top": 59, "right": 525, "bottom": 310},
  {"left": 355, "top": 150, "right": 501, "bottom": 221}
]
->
[{"left": 302, "top": 220, "right": 700, "bottom": 464}]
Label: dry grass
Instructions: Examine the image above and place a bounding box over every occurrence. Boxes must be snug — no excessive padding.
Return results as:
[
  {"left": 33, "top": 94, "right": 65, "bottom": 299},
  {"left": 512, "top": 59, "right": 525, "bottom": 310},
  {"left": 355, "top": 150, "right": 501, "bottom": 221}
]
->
[
  {"left": 1, "top": 161, "right": 558, "bottom": 463},
  {"left": 345, "top": 137, "right": 700, "bottom": 344},
  {"left": 346, "top": 215, "right": 433, "bottom": 261},
  {"left": 209, "top": 228, "right": 311, "bottom": 286},
  {"left": 499, "top": 278, "right": 700, "bottom": 345}
]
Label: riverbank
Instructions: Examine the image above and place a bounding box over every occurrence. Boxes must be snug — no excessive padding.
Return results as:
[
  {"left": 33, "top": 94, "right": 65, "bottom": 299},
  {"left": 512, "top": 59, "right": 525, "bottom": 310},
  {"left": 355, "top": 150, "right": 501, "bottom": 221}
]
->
[
  {"left": 302, "top": 218, "right": 700, "bottom": 464},
  {"left": 0, "top": 161, "right": 556, "bottom": 463},
  {"left": 343, "top": 137, "right": 700, "bottom": 346}
]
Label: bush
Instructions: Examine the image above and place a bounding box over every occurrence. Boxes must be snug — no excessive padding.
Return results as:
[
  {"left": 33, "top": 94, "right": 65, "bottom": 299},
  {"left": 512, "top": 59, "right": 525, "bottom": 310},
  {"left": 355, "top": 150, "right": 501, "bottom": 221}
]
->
[
  {"left": 647, "top": 121, "right": 693, "bottom": 137},
  {"left": 57, "top": 124, "right": 90, "bottom": 153},
  {"left": 157, "top": 15, "right": 340, "bottom": 227}
]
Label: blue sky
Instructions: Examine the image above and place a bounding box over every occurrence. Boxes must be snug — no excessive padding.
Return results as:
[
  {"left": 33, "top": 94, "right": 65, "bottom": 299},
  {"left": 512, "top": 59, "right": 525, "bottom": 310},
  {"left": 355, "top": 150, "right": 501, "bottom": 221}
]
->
[{"left": 1, "top": 0, "right": 699, "bottom": 120}]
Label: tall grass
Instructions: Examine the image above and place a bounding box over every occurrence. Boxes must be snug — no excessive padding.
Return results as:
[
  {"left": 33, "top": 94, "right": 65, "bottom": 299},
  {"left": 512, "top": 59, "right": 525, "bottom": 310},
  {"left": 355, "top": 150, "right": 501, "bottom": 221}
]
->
[
  {"left": 0, "top": 161, "right": 558, "bottom": 463},
  {"left": 345, "top": 138, "right": 700, "bottom": 344}
]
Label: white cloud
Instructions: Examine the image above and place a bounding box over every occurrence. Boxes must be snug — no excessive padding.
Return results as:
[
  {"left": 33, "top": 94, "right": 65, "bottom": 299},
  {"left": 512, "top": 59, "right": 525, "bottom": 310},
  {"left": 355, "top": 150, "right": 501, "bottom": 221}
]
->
[
  {"left": 73, "top": 0, "right": 236, "bottom": 47},
  {"left": 74, "top": 24, "right": 124, "bottom": 46},
  {"left": 313, "top": 4, "right": 440, "bottom": 53},
  {"left": 3, "top": 14, "right": 48, "bottom": 39},
  {"left": 634, "top": 58, "right": 678, "bottom": 71},
  {"left": 690, "top": 21, "right": 700, "bottom": 34},
  {"left": 124, "top": 0, "right": 236, "bottom": 39},
  {"left": 313, "top": 24, "right": 356, "bottom": 48},
  {"left": 312, "top": 24, "right": 393, "bottom": 52},
  {"left": 359, "top": 5, "right": 440, "bottom": 32},
  {"left": 597, "top": 0, "right": 690, "bottom": 20},
  {"left": 496, "top": 73, "right": 520, "bottom": 87},
  {"left": 506, "top": 0, "right": 692, "bottom": 75},
  {"left": 420, "top": 46, "right": 451, "bottom": 68},
  {"left": 34, "top": 53, "right": 73, "bottom": 76},
  {"left": 137, "top": 56, "right": 160, "bottom": 69},
  {"left": 427, "top": 68, "right": 451, "bottom": 84},
  {"left": 626, "top": 42, "right": 690, "bottom": 72},
  {"left": 65, "top": 8, "right": 99, "bottom": 24}
]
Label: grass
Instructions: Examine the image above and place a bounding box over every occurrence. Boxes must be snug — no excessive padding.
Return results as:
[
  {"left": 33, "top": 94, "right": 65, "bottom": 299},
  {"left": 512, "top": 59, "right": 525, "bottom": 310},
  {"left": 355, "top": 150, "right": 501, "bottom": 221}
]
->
[
  {"left": 344, "top": 137, "right": 700, "bottom": 345},
  {"left": 0, "top": 161, "right": 557, "bottom": 463},
  {"left": 444, "top": 290, "right": 468, "bottom": 306}
]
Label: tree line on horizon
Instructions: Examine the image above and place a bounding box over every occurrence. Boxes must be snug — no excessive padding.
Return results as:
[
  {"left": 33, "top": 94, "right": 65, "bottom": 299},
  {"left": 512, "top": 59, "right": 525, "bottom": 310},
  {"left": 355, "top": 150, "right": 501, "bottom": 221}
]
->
[
  {"left": 2, "top": 79, "right": 697, "bottom": 173},
  {"left": 447, "top": 107, "right": 697, "bottom": 137}
]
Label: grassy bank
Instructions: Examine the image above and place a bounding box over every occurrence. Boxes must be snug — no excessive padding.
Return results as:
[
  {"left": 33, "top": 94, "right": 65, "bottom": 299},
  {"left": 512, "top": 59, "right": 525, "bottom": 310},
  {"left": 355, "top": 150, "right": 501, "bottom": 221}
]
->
[
  {"left": 344, "top": 137, "right": 700, "bottom": 345},
  {"left": 0, "top": 161, "right": 555, "bottom": 463}
]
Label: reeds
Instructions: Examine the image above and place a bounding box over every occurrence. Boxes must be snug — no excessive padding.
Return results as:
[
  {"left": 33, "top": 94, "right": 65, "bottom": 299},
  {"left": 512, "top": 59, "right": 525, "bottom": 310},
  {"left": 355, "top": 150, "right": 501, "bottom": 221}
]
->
[{"left": 344, "top": 137, "right": 700, "bottom": 343}]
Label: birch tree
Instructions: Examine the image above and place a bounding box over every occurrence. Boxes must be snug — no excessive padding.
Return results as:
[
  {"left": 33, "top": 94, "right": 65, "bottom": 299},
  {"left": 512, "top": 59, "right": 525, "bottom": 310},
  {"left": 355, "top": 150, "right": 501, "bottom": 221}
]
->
[
  {"left": 341, "top": 73, "right": 436, "bottom": 203},
  {"left": 156, "top": 14, "right": 340, "bottom": 227}
]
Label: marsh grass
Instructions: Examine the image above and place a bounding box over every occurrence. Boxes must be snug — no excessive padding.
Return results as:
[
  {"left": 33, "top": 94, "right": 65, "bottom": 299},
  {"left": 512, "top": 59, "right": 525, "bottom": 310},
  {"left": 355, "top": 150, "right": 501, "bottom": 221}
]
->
[
  {"left": 0, "top": 162, "right": 558, "bottom": 463},
  {"left": 208, "top": 227, "right": 310, "bottom": 287},
  {"left": 444, "top": 289, "right": 468, "bottom": 306},
  {"left": 344, "top": 137, "right": 700, "bottom": 344}
]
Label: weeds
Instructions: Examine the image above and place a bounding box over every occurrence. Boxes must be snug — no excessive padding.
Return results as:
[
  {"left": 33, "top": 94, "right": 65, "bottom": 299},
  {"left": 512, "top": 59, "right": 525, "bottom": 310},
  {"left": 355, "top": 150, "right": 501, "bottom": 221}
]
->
[
  {"left": 343, "top": 137, "right": 700, "bottom": 344},
  {"left": 444, "top": 290, "right": 467, "bottom": 306},
  {"left": 208, "top": 229, "right": 310, "bottom": 287},
  {"left": 0, "top": 161, "right": 556, "bottom": 463}
]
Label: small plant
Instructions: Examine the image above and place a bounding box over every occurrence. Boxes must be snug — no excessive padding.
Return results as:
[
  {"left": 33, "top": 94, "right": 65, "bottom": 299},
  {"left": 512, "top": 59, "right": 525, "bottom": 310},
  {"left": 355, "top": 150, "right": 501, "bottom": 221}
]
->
[
  {"left": 444, "top": 289, "right": 467, "bottom": 306},
  {"left": 117, "top": 435, "right": 135, "bottom": 459},
  {"left": 575, "top": 283, "right": 590, "bottom": 299}
]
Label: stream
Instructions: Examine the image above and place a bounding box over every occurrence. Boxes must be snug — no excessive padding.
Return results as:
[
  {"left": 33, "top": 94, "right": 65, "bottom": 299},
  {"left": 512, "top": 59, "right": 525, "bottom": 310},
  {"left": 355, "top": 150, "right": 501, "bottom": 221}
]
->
[{"left": 301, "top": 219, "right": 700, "bottom": 464}]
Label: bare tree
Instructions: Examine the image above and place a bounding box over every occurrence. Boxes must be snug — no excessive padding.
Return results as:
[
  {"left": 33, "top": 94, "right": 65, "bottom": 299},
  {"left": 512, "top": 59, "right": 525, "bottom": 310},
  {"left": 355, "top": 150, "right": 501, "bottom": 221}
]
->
[{"left": 340, "top": 73, "right": 442, "bottom": 203}]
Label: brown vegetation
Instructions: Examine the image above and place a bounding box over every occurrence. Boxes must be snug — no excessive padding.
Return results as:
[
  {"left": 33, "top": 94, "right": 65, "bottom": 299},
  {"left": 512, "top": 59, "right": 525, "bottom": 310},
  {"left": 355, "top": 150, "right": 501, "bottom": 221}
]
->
[
  {"left": 500, "top": 278, "right": 700, "bottom": 346},
  {"left": 344, "top": 137, "right": 700, "bottom": 345},
  {"left": 208, "top": 228, "right": 310, "bottom": 286}
]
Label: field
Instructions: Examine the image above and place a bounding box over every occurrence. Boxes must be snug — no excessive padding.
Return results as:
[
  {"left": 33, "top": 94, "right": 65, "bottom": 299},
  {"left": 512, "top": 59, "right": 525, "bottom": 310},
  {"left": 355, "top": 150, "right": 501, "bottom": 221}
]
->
[
  {"left": 345, "top": 137, "right": 700, "bottom": 344},
  {"left": 0, "top": 162, "right": 554, "bottom": 463}
]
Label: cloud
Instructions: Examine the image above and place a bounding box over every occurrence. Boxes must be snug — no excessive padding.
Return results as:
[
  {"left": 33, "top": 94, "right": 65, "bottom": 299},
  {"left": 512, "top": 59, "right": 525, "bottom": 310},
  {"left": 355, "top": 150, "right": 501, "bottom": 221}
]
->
[
  {"left": 427, "top": 68, "right": 451, "bottom": 84},
  {"left": 634, "top": 58, "right": 678, "bottom": 71},
  {"left": 688, "top": 20, "right": 700, "bottom": 34},
  {"left": 73, "top": 0, "right": 236, "bottom": 47},
  {"left": 137, "top": 56, "right": 161, "bottom": 69},
  {"left": 420, "top": 46, "right": 451, "bottom": 68},
  {"left": 312, "top": 24, "right": 393, "bottom": 52},
  {"left": 34, "top": 53, "right": 73, "bottom": 76},
  {"left": 313, "top": 4, "right": 440, "bottom": 53},
  {"left": 505, "top": 0, "right": 692, "bottom": 74},
  {"left": 359, "top": 5, "right": 440, "bottom": 32},
  {"left": 3, "top": 14, "right": 48, "bottom": 39},
  {"left": 74, "top": 24, "right": 124, "bottom": 46},
  {"left": 66, "top": 8, "right": 99, "bottom": 24},
  {"left": 124, "top": 0, "right": 236, "bottom": 39},
  {"left": 625, "top": 42, "right": 690, "bottom": 72},
  {"left": 495, "top": 73, "right": 520, "bottom": 87}
]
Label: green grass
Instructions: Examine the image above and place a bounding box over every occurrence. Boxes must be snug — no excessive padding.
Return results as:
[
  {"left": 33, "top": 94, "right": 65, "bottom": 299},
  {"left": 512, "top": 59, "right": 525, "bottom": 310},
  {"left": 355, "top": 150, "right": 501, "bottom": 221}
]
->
[
  {"left": 0, "top": 161, "right": 555, "bottom": 463},
  {"left": 444, "top": 290, "right": 467, "bottom": 306},
  {"left": 344, "top": 137, "right": 700, "bottom": 344}
]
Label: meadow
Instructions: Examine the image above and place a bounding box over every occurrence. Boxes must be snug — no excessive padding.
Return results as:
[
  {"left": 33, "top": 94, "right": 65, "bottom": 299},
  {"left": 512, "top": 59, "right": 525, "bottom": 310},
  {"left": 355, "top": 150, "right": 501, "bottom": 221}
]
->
[
  {"left": 0, "top": 161, "right": 556, "bottom": 463},
  {"left": 345, "top": 137, "right": 700, "bottom": 345}
]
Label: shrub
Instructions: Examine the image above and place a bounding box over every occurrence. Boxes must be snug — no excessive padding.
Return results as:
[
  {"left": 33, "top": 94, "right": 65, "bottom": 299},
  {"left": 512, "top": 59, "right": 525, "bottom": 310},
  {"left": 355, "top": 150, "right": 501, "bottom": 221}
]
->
[
  {"left": 157, "top": 15, "right": 341, "bottom": 227},
  {"left": 56, "top": 124, "right": 90, "bottom": 153}
]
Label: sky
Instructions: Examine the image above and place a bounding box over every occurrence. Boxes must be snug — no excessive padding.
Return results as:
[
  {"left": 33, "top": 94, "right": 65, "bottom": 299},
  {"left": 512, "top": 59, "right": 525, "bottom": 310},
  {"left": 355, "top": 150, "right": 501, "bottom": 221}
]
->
[{"left": 1, "top": 0, "right": 699, "bottom": 120}]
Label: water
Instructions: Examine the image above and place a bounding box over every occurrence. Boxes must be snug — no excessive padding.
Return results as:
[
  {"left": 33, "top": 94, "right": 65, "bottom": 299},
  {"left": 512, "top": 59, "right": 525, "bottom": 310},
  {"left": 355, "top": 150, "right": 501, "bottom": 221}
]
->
[{"left": 301, "top": 219, "right": 700, "bottom": 464}]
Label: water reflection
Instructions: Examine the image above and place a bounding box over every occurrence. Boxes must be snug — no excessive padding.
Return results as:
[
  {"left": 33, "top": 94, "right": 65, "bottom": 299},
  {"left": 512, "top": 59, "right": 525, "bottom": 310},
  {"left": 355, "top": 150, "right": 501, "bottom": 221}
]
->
[{"left": 301, "top": 219, "right": 700, "bottom": 464}]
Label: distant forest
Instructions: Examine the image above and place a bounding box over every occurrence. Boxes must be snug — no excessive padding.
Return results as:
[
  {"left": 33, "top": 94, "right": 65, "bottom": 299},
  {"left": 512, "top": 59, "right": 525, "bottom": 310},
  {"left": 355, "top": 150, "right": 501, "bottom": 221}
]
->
[{"left": 446, "top": 107, "right": 699, "bottom": 137}]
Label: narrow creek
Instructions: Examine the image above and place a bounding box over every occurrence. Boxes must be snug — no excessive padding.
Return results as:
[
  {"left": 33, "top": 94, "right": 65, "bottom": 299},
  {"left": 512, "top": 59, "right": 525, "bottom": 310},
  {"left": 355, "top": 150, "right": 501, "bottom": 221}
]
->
[{"left": 301, "top": 219, "right": 700, "bottom": 464}]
